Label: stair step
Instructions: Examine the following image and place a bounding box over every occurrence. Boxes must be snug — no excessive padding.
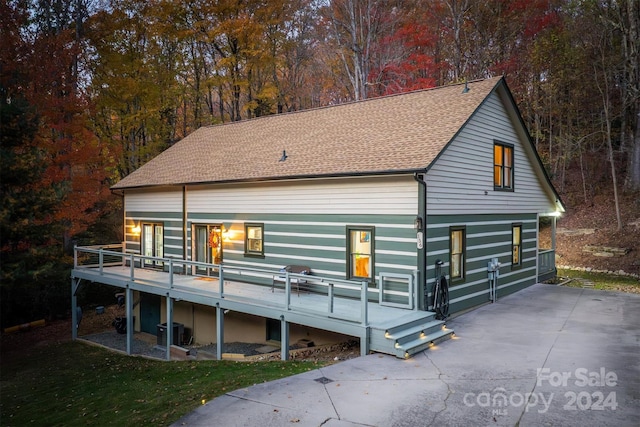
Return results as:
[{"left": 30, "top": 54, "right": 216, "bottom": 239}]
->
[
  {"left": 387, "top": 321, "right": 446, "bottom": 345},
  {"left": 384, "top": 314, "right": 438, "bottom": 336},
  {"left": 395, "top": 329, "right": 454, "bottom": 358}
]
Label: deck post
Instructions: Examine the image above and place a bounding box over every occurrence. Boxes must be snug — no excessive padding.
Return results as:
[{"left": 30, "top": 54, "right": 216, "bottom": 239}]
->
[
  {"left": 361, "top": 281, "right": 368, "bottom": 325},
  {"left": 551, "top": 215, "right": 557, "bottom": 252},
  {"left": 219, "top": 264, "right": 224, "bottom": 296},
  {"left": 280, "top": 316, "right": 289, "bottom": 361},
  {"left": 126, "top": 286, "right": 133, "bottom": 355},
  {"left": 166, "top": 294, "right": 173, "bottom": 361},
  {"left": 216, "top": 304, "right": 224, "bottom": 360},
  {"left": 285, "top": 272, "right": 291, "bottom": 310},
  {"left": 360, "top": 328, "right": 369, "bottom": 356},
  {"left": 99, "top": 249, "right": 104, "bottom": 275},
  {"left": 169, "top": 259, "right": 174, "bottom": 288},
  {"left": 71, "top": 277, "right": 78, "bottom": 340},
  {"left": 328, "top": 283, "right": 334, "bottom": 313}
]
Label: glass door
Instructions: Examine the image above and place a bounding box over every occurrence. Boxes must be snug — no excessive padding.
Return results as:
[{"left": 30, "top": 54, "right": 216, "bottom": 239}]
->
[
  {"left": 194, "top": 224, "right": 223, "bottom": 276},
  {"left": 142, "top": 223, "right": 163, "bottom": 267}
]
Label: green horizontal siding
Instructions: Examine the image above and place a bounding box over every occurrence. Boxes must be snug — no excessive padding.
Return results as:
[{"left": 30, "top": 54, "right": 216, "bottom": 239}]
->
[
  {"left": 143, "top": 213, "right": 420, "bottom": 285},
  {"left": 425, "top": 213, "right": 538, "bottom": 314}
]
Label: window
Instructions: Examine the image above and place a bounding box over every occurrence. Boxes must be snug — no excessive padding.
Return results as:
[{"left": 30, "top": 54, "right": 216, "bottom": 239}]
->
[
  {"left": 245, "top": 223, "right": 264, "bottom": 257},
  {"left": 142, "top": 223, "right": 163, "bottom": 266},
  {"left": 512, "top": 224, "right": 522, "bottom": 268},
  {"left": 494, "top": 142, "right": 514, "bottom": 190},
  {"left": 450, "top": 227, "right": 465, "bottom": 282},
  {"left": 347, "top": 226, "right": 374, "bottom": 280}
]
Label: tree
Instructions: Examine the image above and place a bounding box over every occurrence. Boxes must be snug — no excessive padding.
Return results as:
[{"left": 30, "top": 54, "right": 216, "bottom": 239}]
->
[
  {"left": 323, "top": 0, "right": 404, "bottom": 100},
  {"left": 87, "top": 0, "right": 179, "bottom": 177},
  {"left": 1, "top": 0, "right": 113, "bottom": 326}
]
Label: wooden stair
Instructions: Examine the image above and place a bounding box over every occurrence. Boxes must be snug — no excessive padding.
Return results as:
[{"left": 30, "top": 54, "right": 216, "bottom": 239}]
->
[{"left": 369, "top": 311, "right": 454, "bottom": 359}]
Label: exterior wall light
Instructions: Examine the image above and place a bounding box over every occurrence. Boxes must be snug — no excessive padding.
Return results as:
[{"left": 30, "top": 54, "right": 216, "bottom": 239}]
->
[
  {"left": 222, "top": 227, "right": 232, "bottom": 241},
  {"left": 131, "top": 225, "right": 141, "bottom": 236}
]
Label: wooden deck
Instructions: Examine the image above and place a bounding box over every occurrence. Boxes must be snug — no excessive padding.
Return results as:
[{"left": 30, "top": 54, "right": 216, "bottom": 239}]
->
[{"left": 71, "top": 246, "right": 453, "bottom": 359}]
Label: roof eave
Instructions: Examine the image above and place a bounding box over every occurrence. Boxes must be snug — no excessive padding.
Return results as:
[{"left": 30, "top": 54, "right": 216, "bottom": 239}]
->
[
  {"left": 110, "top": 168, "right": 428, "bottom": 192},
  {"left": 498, "top": 79, "right": 567, "bottom": 213},
  {"left": 424, "top": 76, "right": 504, "bottom": 174}
]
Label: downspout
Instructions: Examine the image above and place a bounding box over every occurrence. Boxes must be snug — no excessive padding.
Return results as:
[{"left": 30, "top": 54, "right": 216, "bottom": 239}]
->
[
  {"left": 183, "top": 186, "right": 187, "bottom": 263},
  {"left": 413, "top": 173, "right": 427, "bottom": 310},
  {"left": 120, "top": 191, "right": 126, "bottom": 250}
]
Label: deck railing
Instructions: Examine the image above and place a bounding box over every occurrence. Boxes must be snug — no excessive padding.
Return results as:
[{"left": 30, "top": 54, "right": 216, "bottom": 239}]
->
[
  {"left": 538, "top": 249, "right": 556, "bottom": 282},
  {"left": 73, "top": 245, "right": 369, "bottom": 325}
]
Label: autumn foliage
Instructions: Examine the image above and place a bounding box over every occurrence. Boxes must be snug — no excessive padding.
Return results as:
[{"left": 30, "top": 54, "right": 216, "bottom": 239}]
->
[{"left": 1, "top": 0, "right": 639, "bottom": 326}]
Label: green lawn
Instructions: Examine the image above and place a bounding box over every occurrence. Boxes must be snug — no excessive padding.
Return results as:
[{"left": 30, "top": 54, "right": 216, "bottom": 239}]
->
[
  {"left": 0, "top": 341, "right": 324, "bottom": 426},
  {"left": 557, "top": 268, "right": 640, "bottom": 292}
]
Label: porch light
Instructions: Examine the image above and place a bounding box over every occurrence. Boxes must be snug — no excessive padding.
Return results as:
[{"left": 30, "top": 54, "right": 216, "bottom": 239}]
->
[
  {"left": 131, "top": 225, "right": 141, "bottom": 236},
  {"left": 222, "top": 228, "right": 231, "bottom": 241},
  {"left": 414, "top": 216, "right": 423, "bottom": 230}
]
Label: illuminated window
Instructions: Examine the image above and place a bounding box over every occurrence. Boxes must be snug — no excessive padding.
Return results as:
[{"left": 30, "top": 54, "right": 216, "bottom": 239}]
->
[
  {"left": 347, "top": 226, "right": 374, "bottom": 280},
  {"left": 494, "top": 142, "right": 514, "bottom": 190},
  {"left": 245, "top": 223, "right": 264, "bottom": 257},
  {"left": 450, "top": 227, "right": 465, "bottom": 282},
  {"left": 512, "top": 224, "right": 522, "bottom": 268}
]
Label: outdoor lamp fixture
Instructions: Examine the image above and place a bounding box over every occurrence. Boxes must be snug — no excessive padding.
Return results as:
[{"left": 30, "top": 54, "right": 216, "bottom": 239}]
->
[
  {"left": 222, "top": 228, "right": 230, "bottom": 241},
  {"left": 131, "top": 225, "right": 141, "bottom": 236},
  {"left": 414, "top": 216, "right": 423, "bottom": 231}
]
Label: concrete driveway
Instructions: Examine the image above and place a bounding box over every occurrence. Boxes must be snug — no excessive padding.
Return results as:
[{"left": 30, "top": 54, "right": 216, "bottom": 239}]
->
[{"left": 172, "top": 284, "right": 640, "bottom": 426}]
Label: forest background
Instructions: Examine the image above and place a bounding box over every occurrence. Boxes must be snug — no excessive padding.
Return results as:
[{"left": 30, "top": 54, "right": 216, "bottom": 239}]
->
[{"left": 1, "top": 0, "right": 639, "bottom": 328}]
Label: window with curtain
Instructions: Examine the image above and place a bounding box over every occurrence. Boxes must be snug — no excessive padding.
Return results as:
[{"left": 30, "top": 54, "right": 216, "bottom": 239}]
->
[
  {"left": 494, "top": 142, "right": 514, "bottom": 190},
  {"left": 512, "top": 224, "right": 522, "bottom": 268},
  {"left": 450, "top": 227, "right": 465, "bottom": 281},
  {"left": 245, "top": 223, "right": 264, "bottom": 256},
  {"left": 347, "top": 226, "right": 374, "bottom": 280}
]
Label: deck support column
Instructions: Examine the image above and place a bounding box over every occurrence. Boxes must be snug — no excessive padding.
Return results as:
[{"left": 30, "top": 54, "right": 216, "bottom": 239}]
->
[
  {"left": 361, "top": 281, "right": 368, "bottom": 325},
  {"left": 216, "top": 305, "right": 224, "bottom": 360},
  {"left": 551, "top": 215, "right": 557, "bottom": 252},
  {"left": 126, "top": 286, "right": 133, "bottom": 355},
  {"left": 280, "top": 316, "right": 289, "bottom": 361},
  {"left": 166, "top": 294, "right": 173, "bottom": 361},
  {"left": 71, "top": 278, "right": 79, "bottom": 340},
  {"left": 360, "top": 328, "right": 369, "bottom": 356}
]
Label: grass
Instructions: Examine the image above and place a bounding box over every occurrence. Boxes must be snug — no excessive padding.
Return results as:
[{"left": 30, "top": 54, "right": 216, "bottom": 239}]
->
[
  {"left": 557, "top": 268, "right": 640, "bottom": 292},
  {"left": 0, "top": 340, "right": 324, "bottom": 426}
]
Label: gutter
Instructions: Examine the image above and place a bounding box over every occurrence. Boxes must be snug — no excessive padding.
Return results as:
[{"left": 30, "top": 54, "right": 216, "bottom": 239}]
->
[{"left": 110, "top": 168, "right": 426, "bottom": 192}]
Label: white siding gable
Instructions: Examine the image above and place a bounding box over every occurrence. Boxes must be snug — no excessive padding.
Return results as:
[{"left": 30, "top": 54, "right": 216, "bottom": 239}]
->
[
  {"left": 125, "top": 188, "right": 183, "bottom": 213},
  {"left": 426, "top": 91, "right": 557, "bottom": 215},
  {"left": 187, "top": 175, "right": 417, "bottom": 216}
]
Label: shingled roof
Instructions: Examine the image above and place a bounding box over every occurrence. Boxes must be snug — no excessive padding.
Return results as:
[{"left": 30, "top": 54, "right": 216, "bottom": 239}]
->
[{"left": 112, "top": 77, "right": 504, "bottom": 190}]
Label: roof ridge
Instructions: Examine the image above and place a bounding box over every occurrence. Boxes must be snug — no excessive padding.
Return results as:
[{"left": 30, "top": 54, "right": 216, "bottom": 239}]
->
[
  {"left": 112, "top": 76, "right": 504, "bottom": 190},
  {"left": 201, "top": 77, "right": 501, "bottom": 130}
]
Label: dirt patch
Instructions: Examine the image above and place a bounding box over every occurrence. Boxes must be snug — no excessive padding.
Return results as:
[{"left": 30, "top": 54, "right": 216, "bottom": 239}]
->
[
  {"left": 546, "top": 193, "right": 640, "bottom": 277},
  {"left": 1, "top": 306, "right": 360, "bottom": 364}
]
